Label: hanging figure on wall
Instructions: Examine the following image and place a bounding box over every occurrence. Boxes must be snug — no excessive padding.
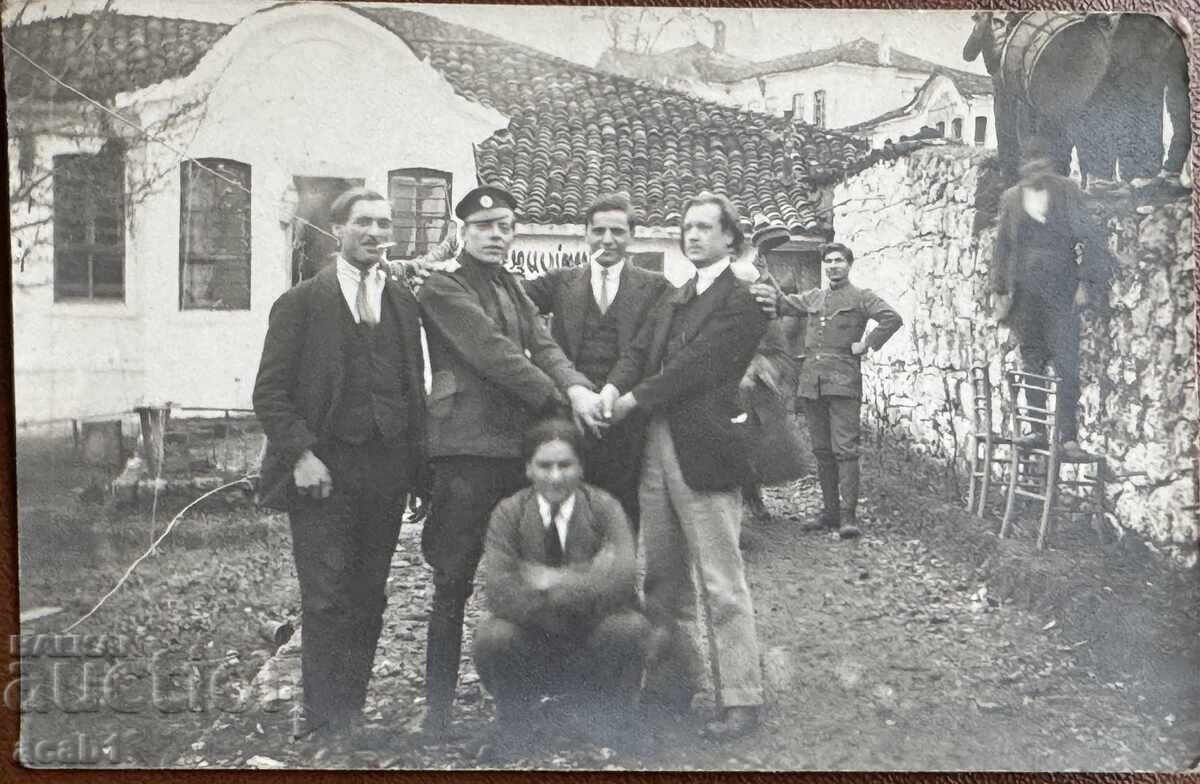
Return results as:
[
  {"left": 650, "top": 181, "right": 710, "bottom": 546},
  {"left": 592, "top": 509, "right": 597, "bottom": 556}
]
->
[{"left": 988, "top": 137, "right": 1117, "bottom": 460}]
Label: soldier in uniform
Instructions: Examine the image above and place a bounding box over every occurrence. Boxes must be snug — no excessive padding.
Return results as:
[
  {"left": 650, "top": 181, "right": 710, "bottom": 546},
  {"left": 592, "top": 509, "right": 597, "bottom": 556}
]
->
[
  {"left": 752, "top": 242, "right": 902, "bottom": 539},
  {"left": 415, "top": 185, "right": 604, "bottom": 736}
]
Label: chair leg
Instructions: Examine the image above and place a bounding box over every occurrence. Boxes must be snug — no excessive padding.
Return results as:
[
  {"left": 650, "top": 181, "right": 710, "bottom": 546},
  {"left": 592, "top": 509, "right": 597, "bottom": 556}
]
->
[
  {"left": 1092, "top": 458, "right": 1108, "bottom": 544},
  {"left": 967, "top": 439, "right": 979, "bottom": 514},
  {"left": 977, "top": 440, "right": 993, "bottom": 517},
  {"left": 1036, "top": 454, "right": 1060, "bottom": 551},
  {"left": 999, "top": 448, "right": 1020, "bottom": 538}
]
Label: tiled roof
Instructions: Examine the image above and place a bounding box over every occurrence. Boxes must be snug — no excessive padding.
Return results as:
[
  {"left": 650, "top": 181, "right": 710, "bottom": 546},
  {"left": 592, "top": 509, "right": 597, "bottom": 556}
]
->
[
  {"left": 720, "top": 38, "right": 993, "bottom": 96},
  {"left": 356, "top": 6, "right": 870, "bottom": 229},
  {"left": 3, "top": 12, "right": 232, "bottom": 101},
  {"left": 4, "top": 6, "right": 873, "bottom": 230},
  {"left": 605, "top": 37, "right": 992, "bottom": 97},
  {"left": 843, "top": 72, "right": 954, "bottom": 134}
]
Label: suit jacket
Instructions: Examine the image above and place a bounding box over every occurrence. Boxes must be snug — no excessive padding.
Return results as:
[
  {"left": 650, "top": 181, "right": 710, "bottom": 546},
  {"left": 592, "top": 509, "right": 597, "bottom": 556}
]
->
[
  {"left": 253, "top": 265, "right": 427, "bottom": 510},
  {"left": 417, "top": 254, "right": 593, "bottom": 459},
  {"left": 990, "top": 162, "right": 1116, "bottom": 303},
  {"left": 609, "top": 266, "right": 769, "bottom": 490},
  {"left": 521, "top": 262, "right": 670, "bottom": 378},
  {"left": 480, "top": 484, "right": 638, "bottom": 632}
]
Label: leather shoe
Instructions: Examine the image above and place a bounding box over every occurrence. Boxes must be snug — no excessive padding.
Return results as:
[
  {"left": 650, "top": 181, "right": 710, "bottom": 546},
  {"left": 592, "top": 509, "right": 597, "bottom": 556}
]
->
[
  {"left": 800, "top": 511, "right": 839, "bottom": 532},
  {"left": 1013, "top": 433, "right": 1049, "bottom": 450},
  {"left": 1059, "top": 440, "right": 1094, "bottom": 462},
  {"left": 703, "top": 706, "right": 759, "bottom": 740}
]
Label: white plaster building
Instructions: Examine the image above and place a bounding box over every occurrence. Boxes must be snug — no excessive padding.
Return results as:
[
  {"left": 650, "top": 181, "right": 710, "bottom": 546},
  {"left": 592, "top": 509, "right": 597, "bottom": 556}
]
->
[
  {"left": 843, "top": 72, "right": 997, "bottom": 150},
  {"left": 597, "top": 37, "right": 995, "bottom": 142},
  {"left": 7, "top": 3, "right": 870, "bottom": 423}
]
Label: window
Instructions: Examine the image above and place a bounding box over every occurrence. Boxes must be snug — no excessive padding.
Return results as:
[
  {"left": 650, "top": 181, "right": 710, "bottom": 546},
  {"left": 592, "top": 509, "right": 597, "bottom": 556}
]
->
[
  {"left": 53, "top": 142, "right": 125, "bottom": 301},
  {"left": 388, "top": 168, "right": 452, "bottom": 260},
  {"left": 813, "top": 90, "right": 827, "bottom": 129},
  {"left": 952, "top": 118, "right": 963, "bottom": 140},
  {"left": 936, "top": 121, "right": 946, "bottom": 136},
  {"left": 974, "top": 116, "right": 988, "bottom": 145},
  {"left": 792, "top": 93, "right": 807, "bottom": 123},
  {"left": 630, "top": 251, "right": 664, "bottom": 273},
  {"left": 180, "top": 159, "right": 252, "bottom": 310}
]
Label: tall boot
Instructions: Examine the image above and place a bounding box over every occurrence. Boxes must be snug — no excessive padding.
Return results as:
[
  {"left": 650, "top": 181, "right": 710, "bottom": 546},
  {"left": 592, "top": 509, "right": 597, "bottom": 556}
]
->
[
  {"left": 422, "top": 584, "right": 466, "bottom": 737},
  {"left": 837, "top": 459, "right": 862, "bottom": 540},
  {"left": 802, "top": 459, "right": 840, "bottom": 531}
]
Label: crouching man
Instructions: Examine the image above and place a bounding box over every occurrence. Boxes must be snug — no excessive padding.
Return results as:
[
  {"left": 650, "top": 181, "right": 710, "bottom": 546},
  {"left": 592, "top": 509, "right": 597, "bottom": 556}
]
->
[{"left": 473, "top": 417, "right": 649, "bottom": 756}]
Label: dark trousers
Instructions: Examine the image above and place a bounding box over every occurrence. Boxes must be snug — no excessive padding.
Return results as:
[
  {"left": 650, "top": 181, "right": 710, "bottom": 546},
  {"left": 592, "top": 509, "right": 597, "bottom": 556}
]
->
[
  {"left": 995, "top": 82, "right": 1072, "bottom": 184},
  {"left": 422, "top": 456, "right": 526, "bottom": 717},
  {"left": 803, "top": 395, "right": 862, "bottom": 515},
  {"left": 473, "top": 610, "right": 649, "bottom": 717},
  {"left": 1012, "top": 286, "right": 1082, "bottom": 442},
  {"left": 288, "top": 439, "right": 409, "bottom": 729},
  {"left": 581, "top": 417, "right": 643, "bottom": 534},
  {"left": 1163, "top": 33, "right": 1190, "bottom": 175},
  {"left": 803, "top": 395, "right": 861, "bottom": 463}
]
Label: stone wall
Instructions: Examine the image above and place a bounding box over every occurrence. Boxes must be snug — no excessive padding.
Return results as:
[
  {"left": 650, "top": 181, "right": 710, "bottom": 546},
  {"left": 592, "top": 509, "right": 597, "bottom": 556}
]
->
[{"left": 834, "top": 146, "right": 1197, "bottom": 560}]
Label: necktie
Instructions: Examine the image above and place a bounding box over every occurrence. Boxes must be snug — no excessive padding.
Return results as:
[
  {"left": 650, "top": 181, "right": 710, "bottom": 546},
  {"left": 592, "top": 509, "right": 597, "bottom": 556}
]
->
[
  {"left": 356, "top": 268, "right": 379, "bottom": 326},
  {"left": 544, "top": 502, "right": 564, "bottom": 567},
  {"left": 598, "top": 268, "right": 611, "bottom": 314},
  {"left": 679, "top": 275, "right": 698, "bottom": 304}
]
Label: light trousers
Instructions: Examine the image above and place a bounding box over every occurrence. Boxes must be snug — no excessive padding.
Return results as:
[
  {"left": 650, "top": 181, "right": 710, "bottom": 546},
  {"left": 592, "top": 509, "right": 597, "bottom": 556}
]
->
[{"left": 639, "top": 416, "right": 764, "bottom": 708}]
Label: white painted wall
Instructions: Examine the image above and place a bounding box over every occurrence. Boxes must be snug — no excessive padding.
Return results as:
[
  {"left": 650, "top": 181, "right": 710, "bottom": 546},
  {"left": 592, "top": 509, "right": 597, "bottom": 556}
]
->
[
  {"left": 717, "top": 62, "right": 931, "bottom": 128},
  {"left": 862, "top": 78, "right": 995, "bottom": 150},
  {"left": 10, "top": 4, "right": 509, "bottom": 422},
  {"left": 10, "top": 133, "right": 149, "bottom": 424},
  {"left": 511, "top": 229, "right": 691, "bottom": 285}
]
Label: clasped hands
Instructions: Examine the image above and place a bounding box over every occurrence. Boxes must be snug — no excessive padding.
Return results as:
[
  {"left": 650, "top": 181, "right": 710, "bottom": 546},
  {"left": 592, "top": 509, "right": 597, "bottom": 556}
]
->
[{"left": 567, "top": 384, "right": 638, "bottom": 436}]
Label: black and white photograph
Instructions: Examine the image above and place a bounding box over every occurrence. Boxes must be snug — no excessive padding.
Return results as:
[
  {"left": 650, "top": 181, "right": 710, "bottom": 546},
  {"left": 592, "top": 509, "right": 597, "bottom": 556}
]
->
[{"left": 3, "top": 0, "right": 1197, "bottom": 772}]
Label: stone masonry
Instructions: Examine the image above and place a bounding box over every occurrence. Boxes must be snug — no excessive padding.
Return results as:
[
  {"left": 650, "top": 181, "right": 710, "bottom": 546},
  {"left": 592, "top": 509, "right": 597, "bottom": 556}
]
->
[{"left": 832, "top": 146, "right": 1196, "bottom": 560}]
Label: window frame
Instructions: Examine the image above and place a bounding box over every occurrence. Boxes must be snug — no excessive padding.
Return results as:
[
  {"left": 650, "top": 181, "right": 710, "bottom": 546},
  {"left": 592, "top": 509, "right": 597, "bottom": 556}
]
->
[
  {"left": 813, "top": 89, "right": 827, "bottom": 129},
  {"left": 952, "top": 118, "right": 964, "bottom": 140},
  {"left": 974, "top": 116, "right": 989, "bottom": 146},
  {"left": 386, "top": 167, "right": 453, "bottom": 261},
  {"left": 178, "top": 157, "right": 253, "bottom": 311},
  {"left": 792, "top": 92, "right": 807, "bottom": 123},
  {"left": 52, "top": 143, "right": 126, "bottom": 303}
]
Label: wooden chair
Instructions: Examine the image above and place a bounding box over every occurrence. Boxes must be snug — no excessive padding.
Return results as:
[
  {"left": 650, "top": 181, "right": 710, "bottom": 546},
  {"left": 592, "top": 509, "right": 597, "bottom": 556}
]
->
[
  {"left": 966, "top": 365, "right": 1011, "bottom": 517},
  {"left": 999, "top": 370, "right": 1108, "bottom": 550}
]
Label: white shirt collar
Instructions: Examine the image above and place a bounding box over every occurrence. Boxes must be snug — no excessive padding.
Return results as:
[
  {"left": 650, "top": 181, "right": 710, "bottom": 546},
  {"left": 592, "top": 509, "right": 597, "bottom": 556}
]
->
[
  {"left": 535, "top": 491, "right": 575, "bottom": 550},
  {"left": 335, "top": 256, "right": 385, "bottom": 323},
  {"left": 693, "top": 257, "right": 730, "bottom": 295},
  {"left": 591, "top": 258, "right": 624, "bottom": 280},
  {"left": 590, "top": 258, "right": 623, "bottom": 305}
]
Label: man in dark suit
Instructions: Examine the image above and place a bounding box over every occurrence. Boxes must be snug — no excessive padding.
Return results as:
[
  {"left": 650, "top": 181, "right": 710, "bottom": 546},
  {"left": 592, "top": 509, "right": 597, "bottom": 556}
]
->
[
  {"left": 253, "top": 187, "right": 426, "bottom": 738},
  {"left": 415, "top": 185, "right": 603, "bottom": 736},
  {"left": 521, "top": 193, "right": 670, "bottom": 530},
  {"left": 474, "top": 417, "right": 647, "bottom": 755},
  {"left": 990, "top": 139, "right": 1115, "bottom": 459},
  {"left": 603, "top": 191, "right": 769, "bottom": 740}
]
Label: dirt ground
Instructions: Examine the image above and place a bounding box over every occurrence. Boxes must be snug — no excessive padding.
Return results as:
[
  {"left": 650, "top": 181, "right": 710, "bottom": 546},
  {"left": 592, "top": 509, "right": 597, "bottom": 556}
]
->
[{"left": 13, "top": 428, "right": 1200, "bottom": 772}]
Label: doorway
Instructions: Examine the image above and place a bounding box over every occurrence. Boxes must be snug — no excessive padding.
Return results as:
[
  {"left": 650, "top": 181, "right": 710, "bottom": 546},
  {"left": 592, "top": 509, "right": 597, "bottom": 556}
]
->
[{"left": 291, "top": 176, "right": 364, "bottom": 285}]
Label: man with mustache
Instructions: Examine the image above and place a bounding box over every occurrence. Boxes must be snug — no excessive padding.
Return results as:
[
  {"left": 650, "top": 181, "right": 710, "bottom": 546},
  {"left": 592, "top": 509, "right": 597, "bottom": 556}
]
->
[
  {"left": 415, "top": 185, "right": 605, "bottom": 737},
  {"left": 253, "top": 187, "right": 427, "bottom": 741},
  {"left": 521, "top": 192, "right": 670, "bottom": 531}
]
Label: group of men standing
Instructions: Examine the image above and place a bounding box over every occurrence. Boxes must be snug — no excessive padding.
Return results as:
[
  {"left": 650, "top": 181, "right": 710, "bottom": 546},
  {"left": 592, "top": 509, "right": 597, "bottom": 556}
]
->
[{"left": 253, "top": 182, "right": 902, "bottom": 755}]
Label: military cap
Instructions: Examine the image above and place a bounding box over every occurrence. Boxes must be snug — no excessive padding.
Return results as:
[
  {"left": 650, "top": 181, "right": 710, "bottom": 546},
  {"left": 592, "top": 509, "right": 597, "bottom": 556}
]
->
[
  {"left": 750, "top": 212, "right": 790, "bottom": 253},
  {"left": 455, "top": 185, "right": 518, "bottom": 222}
]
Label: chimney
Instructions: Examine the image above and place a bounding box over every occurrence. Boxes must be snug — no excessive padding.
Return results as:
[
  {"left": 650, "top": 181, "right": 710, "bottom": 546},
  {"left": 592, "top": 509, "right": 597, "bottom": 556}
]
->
[
  {"left": 713, "top": 20, "right": 726, "bottom": 54},
  {"left": 878, "top": 33, "right": 892, "bottom": 65}
]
